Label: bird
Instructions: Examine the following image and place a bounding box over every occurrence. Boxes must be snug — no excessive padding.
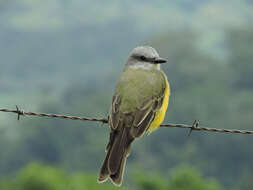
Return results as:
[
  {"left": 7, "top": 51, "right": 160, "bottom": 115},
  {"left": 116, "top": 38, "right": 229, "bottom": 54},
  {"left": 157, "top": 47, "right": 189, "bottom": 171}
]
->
[{"left": 98, "top": 46, "right": 170, "bottom": 186}]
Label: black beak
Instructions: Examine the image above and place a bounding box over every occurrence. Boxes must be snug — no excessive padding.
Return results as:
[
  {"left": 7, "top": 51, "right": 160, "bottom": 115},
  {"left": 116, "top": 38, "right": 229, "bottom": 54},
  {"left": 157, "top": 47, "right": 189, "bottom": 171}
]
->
[{"left": 154, "top": 57, "right": 167, "bottom": 64}]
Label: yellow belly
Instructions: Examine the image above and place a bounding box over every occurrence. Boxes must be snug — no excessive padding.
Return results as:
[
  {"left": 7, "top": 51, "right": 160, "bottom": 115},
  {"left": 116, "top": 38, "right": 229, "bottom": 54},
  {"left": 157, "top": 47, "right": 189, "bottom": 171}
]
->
[{"left": 147, "top": 79, "right": 170, "bottom": 133}]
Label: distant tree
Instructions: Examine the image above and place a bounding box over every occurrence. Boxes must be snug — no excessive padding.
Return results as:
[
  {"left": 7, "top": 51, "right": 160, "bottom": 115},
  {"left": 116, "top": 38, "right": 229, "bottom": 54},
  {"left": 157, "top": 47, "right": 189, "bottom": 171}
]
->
[
  {"left": 11, "top": 163, "right": 128, "bottom": 190},
  {"left": 235, "top": 173, "right": 253, "bottom": 190},
  {"left": 134, "top": 171, "right": 168, "bottom": 190},
  {"left": 168, "top": 166, "right": 223, "bottom": 190},
  {"left": 134, "top": 166, "right": 223, "bottom": 190},
  {"left": 226, "top": 27, "right": 253, "bottom": 89},
  {"left": 14, "top": 163, "right": 68, "bottom": 190}
]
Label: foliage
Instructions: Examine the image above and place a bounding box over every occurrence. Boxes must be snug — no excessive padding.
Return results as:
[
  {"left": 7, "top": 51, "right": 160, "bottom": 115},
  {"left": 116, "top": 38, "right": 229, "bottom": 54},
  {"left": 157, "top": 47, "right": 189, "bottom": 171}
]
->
[
  {"left": 0, "top": 163, "right": 224, "bottom": 190},
  {"left": 0, "top": 163, "right": 127, "bottom": 190},
  {"left": 133, "top": 166, "right": 223, "bottom": 190},
  {"left": 168, "top": 166, "right": 222, "bottom": 190}
]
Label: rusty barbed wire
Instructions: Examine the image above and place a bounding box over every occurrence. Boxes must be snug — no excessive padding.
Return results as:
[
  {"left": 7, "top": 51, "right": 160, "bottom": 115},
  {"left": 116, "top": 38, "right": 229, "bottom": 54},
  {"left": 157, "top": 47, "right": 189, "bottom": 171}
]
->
[
  {"left": 1, "top": 106, "right": 253, "bottom": 135},
  {"left": 0, "top": 107, "right": 108, "bottom": 123}
]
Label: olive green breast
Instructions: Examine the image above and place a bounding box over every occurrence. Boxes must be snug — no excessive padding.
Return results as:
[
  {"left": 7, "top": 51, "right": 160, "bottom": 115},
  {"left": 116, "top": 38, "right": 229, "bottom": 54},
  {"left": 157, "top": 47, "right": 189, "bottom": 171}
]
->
[{"left": 115, "top": 68, "right": 166, "bottom": 113}]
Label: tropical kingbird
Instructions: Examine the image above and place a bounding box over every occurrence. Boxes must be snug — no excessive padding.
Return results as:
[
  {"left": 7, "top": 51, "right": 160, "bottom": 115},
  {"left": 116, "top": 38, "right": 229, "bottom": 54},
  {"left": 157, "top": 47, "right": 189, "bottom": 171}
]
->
[{"left": 98, "top": 46, "right": 170, "bottom": 186}]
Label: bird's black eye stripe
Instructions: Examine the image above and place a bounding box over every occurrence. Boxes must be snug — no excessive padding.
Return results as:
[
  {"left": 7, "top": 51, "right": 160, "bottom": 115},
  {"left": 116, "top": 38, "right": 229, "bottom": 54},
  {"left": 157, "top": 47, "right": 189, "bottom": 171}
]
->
[{"left": 140, "top": 56, "right": 146, "bottom": 61}]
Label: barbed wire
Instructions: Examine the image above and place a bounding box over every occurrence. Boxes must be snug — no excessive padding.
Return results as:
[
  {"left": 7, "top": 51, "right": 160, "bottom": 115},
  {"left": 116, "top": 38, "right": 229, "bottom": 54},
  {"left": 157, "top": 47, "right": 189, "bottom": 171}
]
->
[{"left": 0, "top": 106, "right": 253, "bottom": 135}]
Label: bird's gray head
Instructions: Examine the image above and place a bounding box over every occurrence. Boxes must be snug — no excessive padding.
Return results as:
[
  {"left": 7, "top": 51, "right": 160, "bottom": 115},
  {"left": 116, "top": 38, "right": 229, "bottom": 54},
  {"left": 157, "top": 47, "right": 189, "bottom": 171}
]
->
[{"left": 125, "top": 46, "right": 167, "bottom": 70}]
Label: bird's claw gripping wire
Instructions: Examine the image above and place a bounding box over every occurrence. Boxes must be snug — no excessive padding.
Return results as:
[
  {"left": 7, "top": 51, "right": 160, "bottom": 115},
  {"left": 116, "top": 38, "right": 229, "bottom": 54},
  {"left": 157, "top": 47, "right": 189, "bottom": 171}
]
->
[
  {"left": 15, "top": 105, "right": 25, "bottom": 120},
  {"left": 187, "top": 119, "right": 199, "bottom": 137}
]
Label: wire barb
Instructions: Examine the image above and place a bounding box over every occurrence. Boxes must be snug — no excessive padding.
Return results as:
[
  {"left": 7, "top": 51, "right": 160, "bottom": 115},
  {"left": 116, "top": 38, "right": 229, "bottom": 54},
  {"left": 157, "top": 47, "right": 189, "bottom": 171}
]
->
[
  {"left": 15, "top": 105, "right": 25, "bottom": 120},
  {"left": 187, "top": 119, "right": 199, "bottom": 137},
  {"left": 0, "top": 106, "right": 253, "bottom": 135}
]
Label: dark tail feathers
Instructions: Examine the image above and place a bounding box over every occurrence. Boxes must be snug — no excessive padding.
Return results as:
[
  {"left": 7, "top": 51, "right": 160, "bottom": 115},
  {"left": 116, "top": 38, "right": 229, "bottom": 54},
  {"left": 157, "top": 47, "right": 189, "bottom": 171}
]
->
[{"left": 98, "top": 128, "right": 133, "bottom": 186}]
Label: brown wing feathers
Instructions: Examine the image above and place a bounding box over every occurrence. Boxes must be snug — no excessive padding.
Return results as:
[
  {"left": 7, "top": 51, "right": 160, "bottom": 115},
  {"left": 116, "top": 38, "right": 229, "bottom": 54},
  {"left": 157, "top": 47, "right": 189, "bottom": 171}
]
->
[{"left": 98, "top": 89, "right": 165, "bottom": 186}]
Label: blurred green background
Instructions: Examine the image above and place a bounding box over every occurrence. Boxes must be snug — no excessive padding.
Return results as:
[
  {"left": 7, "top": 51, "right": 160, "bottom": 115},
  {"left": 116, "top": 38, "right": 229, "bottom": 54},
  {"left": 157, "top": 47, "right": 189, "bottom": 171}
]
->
[{"left": 0, "top": 0, "right": 253, "bottom": 189}]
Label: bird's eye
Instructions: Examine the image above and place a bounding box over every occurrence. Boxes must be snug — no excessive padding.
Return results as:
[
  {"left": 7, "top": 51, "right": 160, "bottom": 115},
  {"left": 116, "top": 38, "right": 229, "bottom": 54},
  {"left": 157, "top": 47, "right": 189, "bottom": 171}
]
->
[{"left": 140, "top": 56, "right": 146, "bottom": 61}]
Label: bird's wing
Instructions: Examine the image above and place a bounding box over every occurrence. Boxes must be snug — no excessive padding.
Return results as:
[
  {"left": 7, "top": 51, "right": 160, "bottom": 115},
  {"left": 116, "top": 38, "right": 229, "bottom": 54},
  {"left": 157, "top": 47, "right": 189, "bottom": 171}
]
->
[
  {"left": 130, "top": 88, "right": 165, "bottom": 138},
  {"left": 109, "top": 87, "right": 165, "bottom": 138},
  {"left": 109, "top": 94, "right": 121, "bottom": 130}
]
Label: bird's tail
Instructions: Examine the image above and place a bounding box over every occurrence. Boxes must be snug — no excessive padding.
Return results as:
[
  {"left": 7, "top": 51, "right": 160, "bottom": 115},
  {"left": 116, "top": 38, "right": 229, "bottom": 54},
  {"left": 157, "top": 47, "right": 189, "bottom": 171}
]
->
[{"left": 98, "top": 127, "right": 133, "bottom": 186}]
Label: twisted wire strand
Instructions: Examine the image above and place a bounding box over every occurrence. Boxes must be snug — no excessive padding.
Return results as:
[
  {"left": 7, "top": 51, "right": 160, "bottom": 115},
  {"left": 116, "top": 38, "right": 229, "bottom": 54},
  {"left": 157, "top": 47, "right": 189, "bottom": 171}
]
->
[{"left": 0, "top": 107, "right": 253, "bottom": 135}]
